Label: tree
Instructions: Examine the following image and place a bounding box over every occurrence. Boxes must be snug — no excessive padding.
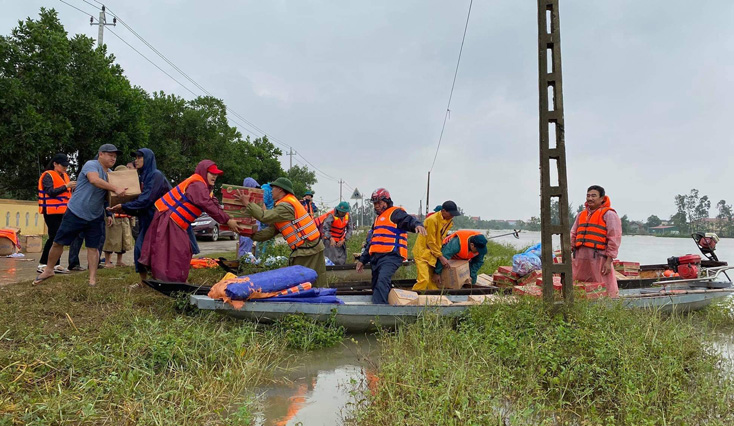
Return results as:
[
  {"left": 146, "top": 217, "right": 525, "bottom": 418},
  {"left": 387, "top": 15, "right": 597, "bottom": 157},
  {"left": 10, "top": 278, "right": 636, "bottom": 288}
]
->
[
  {"left": 286, "top": 165, "right": 317, "bottom": 199},
  {"left": 620, "top": 214, "right": 631, "bottom": 234},
  {"left": 550, "top": 199, "right": 576, "bottom": 226},
  {"left": 0, "top": 8, "right": 148, "bottom": 199},
  {"left": 716, "top": 200, "right": 733, "bottom": 237},
  {"left": 645, "top": 215, "right": 662, "bottom": 229}
]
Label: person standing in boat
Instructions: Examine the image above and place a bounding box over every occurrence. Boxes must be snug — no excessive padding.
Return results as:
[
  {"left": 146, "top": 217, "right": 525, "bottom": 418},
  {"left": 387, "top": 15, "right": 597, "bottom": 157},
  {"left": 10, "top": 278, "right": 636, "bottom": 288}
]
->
[
  {"left": 322, "top": 201, "right": 353, "bottom": 265},
  {"left": 570, "top": 185, "right": 621, "bottom": 298},
  {"left": 412, "top": 201, "right": 460, "bottom": 291},
  {"left": 356, "top": 188, "right": 427, "bottom": 304},
  {"left": 237, "top": 177, "right": 327, "bottom": 287}
]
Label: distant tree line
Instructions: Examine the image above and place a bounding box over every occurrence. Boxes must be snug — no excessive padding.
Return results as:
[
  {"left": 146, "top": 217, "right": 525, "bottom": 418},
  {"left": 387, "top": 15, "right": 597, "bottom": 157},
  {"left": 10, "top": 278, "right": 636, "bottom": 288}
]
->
[{"left": 0, "top": 9, "right": 317, "bottom": 200}]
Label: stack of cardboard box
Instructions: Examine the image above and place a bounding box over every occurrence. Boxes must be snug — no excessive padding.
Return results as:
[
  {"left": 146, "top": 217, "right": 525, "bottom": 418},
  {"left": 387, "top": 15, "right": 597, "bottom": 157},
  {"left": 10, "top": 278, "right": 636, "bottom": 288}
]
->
[
  {"left": 219, "top": 184, "right": 264, "bottom": 236},
  {"left": 492, "top": 266, "right": 519, "bottom": 288},
  {"left": 388, "top": 289, "right": 452, "bottom": 306},
  {"left": 613, "top": 261, "right": 640, "bottom": 277}
]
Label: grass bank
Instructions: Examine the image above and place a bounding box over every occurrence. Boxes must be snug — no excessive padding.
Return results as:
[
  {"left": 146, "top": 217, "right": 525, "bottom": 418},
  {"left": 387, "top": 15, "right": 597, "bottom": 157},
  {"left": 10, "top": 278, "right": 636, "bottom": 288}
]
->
[
  {"left": 348, "top": 299, "right": 734, "bottom": 425},
  {"left": 0, "top": 266, "right": 342, "bottom": 424}
]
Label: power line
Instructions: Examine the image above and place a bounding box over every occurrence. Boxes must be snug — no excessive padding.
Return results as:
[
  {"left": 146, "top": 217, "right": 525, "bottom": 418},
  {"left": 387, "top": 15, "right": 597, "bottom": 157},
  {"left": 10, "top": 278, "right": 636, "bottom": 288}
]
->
[
  {"left": 81, "top": 0, "right": 101, "bottom": 10},
  {"left": 58, "top": 0, "right": 96, "bottom": 18},
  {"left": 429, "top": 0, "right": 474, "bottom": 172}
]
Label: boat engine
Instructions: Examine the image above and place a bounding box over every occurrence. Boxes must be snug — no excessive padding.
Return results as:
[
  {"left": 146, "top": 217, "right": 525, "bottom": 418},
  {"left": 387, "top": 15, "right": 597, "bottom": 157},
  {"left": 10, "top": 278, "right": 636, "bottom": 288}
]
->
[{"left": 667, "top": 254, "right": 701, "bottom": 279}]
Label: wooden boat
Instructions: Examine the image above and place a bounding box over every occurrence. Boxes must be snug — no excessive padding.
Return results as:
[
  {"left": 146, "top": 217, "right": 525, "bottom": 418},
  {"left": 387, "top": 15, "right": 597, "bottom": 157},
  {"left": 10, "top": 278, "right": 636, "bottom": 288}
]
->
[{"left": 189, "top": 267, "right": 734, "bottom": 331}]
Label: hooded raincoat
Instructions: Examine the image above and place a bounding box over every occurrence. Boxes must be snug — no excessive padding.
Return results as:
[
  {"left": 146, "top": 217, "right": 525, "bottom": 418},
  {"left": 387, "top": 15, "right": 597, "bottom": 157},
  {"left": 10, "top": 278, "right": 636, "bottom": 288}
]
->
[
  {"left": 570, "top": 195, "right": 622, "bottom": 298},
  {"left": 139, "top": 160, "right": 231, "bottom": 282},
  {"left": 412, "top": 211, "right": 453, "bottom": 291}
]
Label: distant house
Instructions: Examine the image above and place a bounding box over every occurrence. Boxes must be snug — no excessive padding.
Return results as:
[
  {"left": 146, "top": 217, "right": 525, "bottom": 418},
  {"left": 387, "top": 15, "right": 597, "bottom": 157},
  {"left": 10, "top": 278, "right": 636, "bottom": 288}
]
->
[
  {"left": 649, "top": 225, "right": 678, "bottom": 235},
  {"left": 470, "top": 216, "right": 480, "bottom": 222},
  {"left": 629, "top": 221, "right": 647, "bottom": 234}
]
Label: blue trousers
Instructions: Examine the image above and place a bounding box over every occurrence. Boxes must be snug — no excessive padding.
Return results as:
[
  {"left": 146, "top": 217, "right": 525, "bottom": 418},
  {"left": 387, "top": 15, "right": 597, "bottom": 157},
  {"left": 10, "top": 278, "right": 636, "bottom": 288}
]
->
[
  {"left": 68, "top": 232, "right": 104, "bottom": 269},
  {"left": 371, "top": 254, "right": 403, "bottom": 304}
]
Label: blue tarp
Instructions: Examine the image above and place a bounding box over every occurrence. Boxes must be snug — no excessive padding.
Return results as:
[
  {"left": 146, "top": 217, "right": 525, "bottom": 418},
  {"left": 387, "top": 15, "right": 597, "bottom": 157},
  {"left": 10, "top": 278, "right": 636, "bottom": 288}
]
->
[{"left": 225, "top": 265, "right": 318, "bottom": 300}]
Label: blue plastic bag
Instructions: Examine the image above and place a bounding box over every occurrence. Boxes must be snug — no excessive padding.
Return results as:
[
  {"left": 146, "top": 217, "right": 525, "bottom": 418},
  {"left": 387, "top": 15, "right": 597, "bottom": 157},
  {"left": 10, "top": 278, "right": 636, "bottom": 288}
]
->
[{"left": 225, "top": 265, "right": 318, "bottom": 300}]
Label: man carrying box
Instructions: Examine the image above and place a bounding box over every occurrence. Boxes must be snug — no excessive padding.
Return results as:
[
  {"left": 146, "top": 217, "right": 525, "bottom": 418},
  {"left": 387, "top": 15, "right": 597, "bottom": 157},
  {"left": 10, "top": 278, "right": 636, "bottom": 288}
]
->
[
  {"left": 238, "top": 178, "right": 327, "bottom": 287},
  {"left": 412, "top": 200, "right": 460, "bottom": 291},
  {"left": 322, "top": 201, "right": 353, "bottom": 266},
  {"left": 34, "top": 144, "right": 128, "bottom": 286},
  {"left": 434, "top": 230, "right": 488, "bottom": 285}
]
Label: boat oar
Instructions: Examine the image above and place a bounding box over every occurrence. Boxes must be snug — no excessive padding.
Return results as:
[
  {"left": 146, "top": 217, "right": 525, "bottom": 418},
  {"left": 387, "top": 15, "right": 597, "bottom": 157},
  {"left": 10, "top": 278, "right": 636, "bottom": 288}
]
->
[{"left": 485, "top": 229, "right": 521, "bottom": 240}]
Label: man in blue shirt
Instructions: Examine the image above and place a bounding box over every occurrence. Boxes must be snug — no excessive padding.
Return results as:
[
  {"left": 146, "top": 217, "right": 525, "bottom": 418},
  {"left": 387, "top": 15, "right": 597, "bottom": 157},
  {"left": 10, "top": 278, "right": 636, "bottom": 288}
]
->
[{"left": 35, "top": 144, "right": 127, "bottom": 286}]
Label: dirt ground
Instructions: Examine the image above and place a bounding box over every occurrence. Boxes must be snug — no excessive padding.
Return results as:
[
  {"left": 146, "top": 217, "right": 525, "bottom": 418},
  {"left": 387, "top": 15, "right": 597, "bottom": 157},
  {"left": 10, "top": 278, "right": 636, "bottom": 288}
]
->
[{"left": 0, "top": 238, "right": 238, "bottom": 286}]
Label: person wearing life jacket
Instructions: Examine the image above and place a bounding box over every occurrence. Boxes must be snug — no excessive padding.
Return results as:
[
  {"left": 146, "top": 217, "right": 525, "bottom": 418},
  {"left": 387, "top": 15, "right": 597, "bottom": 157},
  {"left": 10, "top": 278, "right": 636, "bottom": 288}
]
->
[
  {"left": 322, "top": 201, "right": 353, "bottom": 265},
  {"left": 238, "top": 177, "right": 327, "bottom": 287},
  {"left": 102, "top": 165, "right": 136, "bottom": 268},
  {"left": 412, "top": 201, "right": 460, "bottom": 291},
  {"left": 314, "top": 209, "right": 332, "bottom": 232},
  {"left": 434, "top": 230, "right": 488, "bottom": 285},
  {"left": 300, "top": 189, "right": 319, "bottom": 217},
  {"left": 570, "top": 185, "right": 622, "bottom": 298},
  {"left": 356, "top": 188, "right": 427, "bottom": 304},
  {"left": 37, "top": 153, "right": 76, "bottom": 275},
  {"left": 138, "top": 160, "right": 244, "bottom": 283}
]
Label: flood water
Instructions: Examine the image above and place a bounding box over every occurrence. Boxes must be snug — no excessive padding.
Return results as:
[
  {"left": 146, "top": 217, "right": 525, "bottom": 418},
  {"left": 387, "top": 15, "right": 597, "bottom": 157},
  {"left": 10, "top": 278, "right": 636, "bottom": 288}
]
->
[
  {"left": 487, "top": 230, "right": 734, "bottom": 265},
  {"left": 252, "top": 335, "right": 378, "bottom": 426}
]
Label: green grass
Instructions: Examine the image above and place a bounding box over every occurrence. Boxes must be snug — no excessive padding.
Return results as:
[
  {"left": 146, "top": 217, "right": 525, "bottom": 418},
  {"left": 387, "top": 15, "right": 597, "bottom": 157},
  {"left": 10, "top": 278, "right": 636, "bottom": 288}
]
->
[
  {"left": 347, "top": 299, "right": 734, "bottom": 425},
  {"left": 0, "top": 267, "right": 332, "bottom": 424}
]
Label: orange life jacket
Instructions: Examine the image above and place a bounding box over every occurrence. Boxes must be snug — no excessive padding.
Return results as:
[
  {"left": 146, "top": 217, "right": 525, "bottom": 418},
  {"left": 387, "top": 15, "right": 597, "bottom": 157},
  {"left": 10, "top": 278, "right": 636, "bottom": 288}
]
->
[
  {"left": 329, "top": 213, "right": 350, "bottom": 242},
  {"left": 275, "top": 194, "right": 321, "bottom": 250},
  {"left": 154, "top": 174, "right": 207, "bottom": 230},
  {"left": 315, "top": 209, "right": 333, "bottom": 230},
  {"left": 575, "top": 196, "right": 615, "bottom": 251},
  {"left": 369, "top": 206, "right": 408, "bottom": 260},
  {"left": 37, "top": 171, "right": 71, "bottom": 215},
  {"left": 443, "top": 230, "right": 482, "bottom": 260}
]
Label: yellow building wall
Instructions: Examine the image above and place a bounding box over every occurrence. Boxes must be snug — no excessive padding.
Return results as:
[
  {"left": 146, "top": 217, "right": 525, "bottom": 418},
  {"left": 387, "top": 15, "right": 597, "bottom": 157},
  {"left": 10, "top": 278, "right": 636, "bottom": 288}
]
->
[{"left": 0, "top": 199, "right": 47, "bottom": 236}]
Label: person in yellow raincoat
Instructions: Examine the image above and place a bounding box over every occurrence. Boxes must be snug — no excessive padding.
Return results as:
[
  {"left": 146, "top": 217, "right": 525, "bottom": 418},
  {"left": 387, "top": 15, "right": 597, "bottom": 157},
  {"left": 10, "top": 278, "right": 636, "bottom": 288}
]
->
[{"left": 412, "top": 201, "right": 461, "bottom": 291}]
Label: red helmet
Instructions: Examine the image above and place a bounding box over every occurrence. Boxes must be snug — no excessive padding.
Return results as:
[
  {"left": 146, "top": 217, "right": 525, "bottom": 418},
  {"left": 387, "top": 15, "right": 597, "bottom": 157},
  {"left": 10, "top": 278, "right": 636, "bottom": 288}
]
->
[{"left": 370, "top": 188, "right": 391, "bottom": 203}]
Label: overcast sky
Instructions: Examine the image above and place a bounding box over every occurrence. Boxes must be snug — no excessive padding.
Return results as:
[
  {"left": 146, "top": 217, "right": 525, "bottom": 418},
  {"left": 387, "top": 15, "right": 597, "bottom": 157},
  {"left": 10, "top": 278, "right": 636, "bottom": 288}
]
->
[{"left": 3, "top": 0, "right": 733, "bottom": 222}]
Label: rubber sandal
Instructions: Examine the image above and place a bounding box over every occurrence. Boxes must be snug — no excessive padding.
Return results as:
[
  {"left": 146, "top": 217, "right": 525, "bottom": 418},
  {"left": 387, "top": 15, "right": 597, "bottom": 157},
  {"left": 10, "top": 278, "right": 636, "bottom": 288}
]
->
[
  {"left": 32, "top": 274, "right": 52, "bottom": 286},
  {"left": 53, "top": 265, "right": 71, "bottom": 274}
]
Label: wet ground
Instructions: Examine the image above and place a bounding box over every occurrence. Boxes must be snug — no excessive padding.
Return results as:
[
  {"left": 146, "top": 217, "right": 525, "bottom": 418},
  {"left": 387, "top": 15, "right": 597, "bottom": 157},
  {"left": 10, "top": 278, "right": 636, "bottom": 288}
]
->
[{"left": 0, "top": 238, "right": 238, "bottom": 286}]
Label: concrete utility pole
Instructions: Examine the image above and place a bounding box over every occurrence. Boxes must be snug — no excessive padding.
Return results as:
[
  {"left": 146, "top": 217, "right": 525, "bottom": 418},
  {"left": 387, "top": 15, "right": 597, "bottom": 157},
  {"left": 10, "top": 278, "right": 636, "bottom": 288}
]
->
[
  {"left": 338, "top": 179, "right": 344, "bottom": 202},
  {"left": 425, "top": 171, "right": 431, "bottom": 216},
  {"left": 89, "top": 5, "right": 116, "bottom": 48},
  {"left": 286, "top": 148, "right": 296, "bottom": 171},
  {"left": 538, "top": 0, "right": 573, "bottom": 304}
]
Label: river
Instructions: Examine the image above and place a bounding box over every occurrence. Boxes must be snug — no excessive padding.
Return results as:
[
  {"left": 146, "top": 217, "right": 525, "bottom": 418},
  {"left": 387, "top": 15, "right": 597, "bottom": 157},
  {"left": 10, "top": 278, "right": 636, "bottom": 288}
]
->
[{"left": 487, "top": 230, "right": 734, "bottom": 265}]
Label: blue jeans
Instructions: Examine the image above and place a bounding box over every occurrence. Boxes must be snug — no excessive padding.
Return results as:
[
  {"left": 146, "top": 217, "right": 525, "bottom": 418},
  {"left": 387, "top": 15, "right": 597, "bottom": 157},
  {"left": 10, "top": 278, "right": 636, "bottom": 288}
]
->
[{"left": 370, "top": 253, "right": 403, "bottom": 304}]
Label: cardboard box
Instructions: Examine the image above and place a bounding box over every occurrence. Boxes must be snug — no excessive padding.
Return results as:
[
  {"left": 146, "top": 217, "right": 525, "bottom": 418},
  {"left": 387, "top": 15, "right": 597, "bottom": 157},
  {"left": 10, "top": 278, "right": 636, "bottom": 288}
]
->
[
  {"left": 107, "top": 168, "right": 142, "bottom": 205},
  {"left": 492, "top": 273, "right": 516, "bottom": 288},
  {"left": 497, "top": 266, "right": 520, "bottom": 279},
  {"left": 221, "top": 184, "right": 264, "bottom": 206},
  {"left": 475, "top": 273, "right": 493, "bottom": 287},
  {"left": 220, "top": 220, "right": 259, "bottom": 236},
  {"left": 409, "top": 295, "right": 452, "bottom": 306},
  {"left": 513, "top": 284, "right": 542, "bottom": 297},
  {"left": 439, "top": 259, "right": 471, "bottom": 290},
  {"left": 388, "top": 288, "right": 419, "bottom": 306},
  {"left": 20, "top": 235, "right": 42, "bottom": 253},
  {"left": 518, "top": 270, "right": 542, "bottom": 286}
]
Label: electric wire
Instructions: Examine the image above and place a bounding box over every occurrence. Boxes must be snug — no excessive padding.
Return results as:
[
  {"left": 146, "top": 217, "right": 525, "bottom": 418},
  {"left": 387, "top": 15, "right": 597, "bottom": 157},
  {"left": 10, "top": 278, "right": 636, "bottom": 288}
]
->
[
  {"left": 58, "top": 0, "right": 95, "bottom": 18},
  {"left": 81, "top": 0, "right": 101, "bottom": 10},
  {"left": 429, "top": 0, "right": 474, "bottom": 172}
]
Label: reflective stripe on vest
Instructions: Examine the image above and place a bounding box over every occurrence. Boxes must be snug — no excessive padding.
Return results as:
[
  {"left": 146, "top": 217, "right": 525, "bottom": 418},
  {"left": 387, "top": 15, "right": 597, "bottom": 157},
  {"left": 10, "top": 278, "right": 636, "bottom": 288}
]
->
[
  {"left": 154, "top": 174, "right": 206, "bottom": 230},
  {"left": 330, "top": 213, "right": 350, "bottom": 241},
  {"left": 275, "top": 194, "right": 321, "bottom": 250},
  {"left": 575, "top": 206, "right": 612, "bottom": 250},
  {"left": 369, "top": 206, "right": 408, "bottom": 260},
  {"left": 443, "top": 230, "right": 481, "bottom": 260},
  {"left": 37, "top": 171, "right": 71, "bottom": 215}
]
